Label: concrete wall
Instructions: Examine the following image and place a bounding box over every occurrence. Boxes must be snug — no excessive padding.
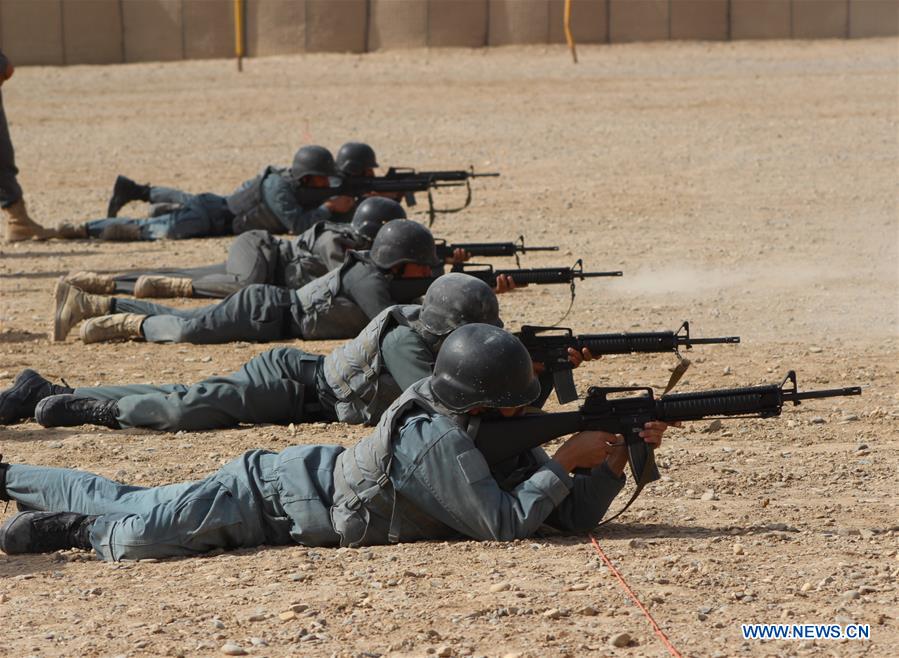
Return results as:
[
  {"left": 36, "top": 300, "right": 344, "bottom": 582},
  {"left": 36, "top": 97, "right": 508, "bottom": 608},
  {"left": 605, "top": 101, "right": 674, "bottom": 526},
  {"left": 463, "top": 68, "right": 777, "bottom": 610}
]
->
[{"left": 1, "top": 0, "right": 896, "bottom": 65}]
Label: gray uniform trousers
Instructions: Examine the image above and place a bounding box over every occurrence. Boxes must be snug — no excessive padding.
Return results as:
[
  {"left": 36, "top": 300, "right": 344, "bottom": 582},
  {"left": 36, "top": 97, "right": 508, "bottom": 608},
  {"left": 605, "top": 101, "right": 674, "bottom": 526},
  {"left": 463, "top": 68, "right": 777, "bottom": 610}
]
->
[
  {"left": 109, "top": 230, "right": 280, "bottom": 298},
  {"left": 84, "top": 193, "right": 234, "bottom": 241},
  {"left": 76, "top": 347, "right": 328, "bottom": 431},
  {"left": 3, "top": 447, "right": 343, "bottom": 561},
  {"left": 114, "top": 284, "right": 303, "bottom": 344},
  {"left": 0, "top": 88, "right": 22, "bottom": 207}
]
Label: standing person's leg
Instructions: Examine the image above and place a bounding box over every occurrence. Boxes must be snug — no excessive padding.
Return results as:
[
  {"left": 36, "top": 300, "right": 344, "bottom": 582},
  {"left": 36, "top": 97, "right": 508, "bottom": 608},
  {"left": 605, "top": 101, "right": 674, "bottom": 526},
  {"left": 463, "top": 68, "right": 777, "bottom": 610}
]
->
[
  {"left": 36, "top": 348, "right": 322, "bottom": 431},
  {"left": 83, "top": 285, "right": 300, "bottom": 345},
  {"left": 0, "top": 89, "right": 55, "bottom": 242},
  {"left": 0, "top": 452, "right": 282, "bottom": 560}
]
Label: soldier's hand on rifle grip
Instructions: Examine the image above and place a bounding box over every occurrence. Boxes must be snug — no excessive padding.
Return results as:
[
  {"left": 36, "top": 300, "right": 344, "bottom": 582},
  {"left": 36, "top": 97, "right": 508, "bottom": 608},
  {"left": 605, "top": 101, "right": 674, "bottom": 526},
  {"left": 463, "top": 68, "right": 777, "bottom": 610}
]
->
[
  {"left": 567, "top": 347, "right": 598, "bottom": 369},
  {"left": 324, "top": 195, "right": 355, "bottom": 213},
  {"left": 639, "top": 421, "right": 680, "bottom": 447},
  {"left": 494, "top": 274, "right": 525, "bottom": 294},
  {"left": 551, "top": 431, "right": 623, "bottom": 473},
  {"left": 445, "top": 248, "right": 470, "bottom": 265}
]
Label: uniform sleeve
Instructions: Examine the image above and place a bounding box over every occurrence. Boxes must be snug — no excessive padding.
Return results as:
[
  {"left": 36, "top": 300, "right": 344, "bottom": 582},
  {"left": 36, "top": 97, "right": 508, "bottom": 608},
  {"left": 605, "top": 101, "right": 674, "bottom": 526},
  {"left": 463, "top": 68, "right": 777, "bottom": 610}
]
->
[
  {"left": 393, "top": 416, "right": 574, "bottom": 541},
  {"left": 263, "top": 175, "right": 332, "bottom": 234},
  {"left": 341, "top": 264, "right": 395, "bottom": 319},
  {"left": 380, "top": 326, "right": 435, "bottom": 390},
  {"left": 313, "top": 232, "right": 351, "bottom": 271}
]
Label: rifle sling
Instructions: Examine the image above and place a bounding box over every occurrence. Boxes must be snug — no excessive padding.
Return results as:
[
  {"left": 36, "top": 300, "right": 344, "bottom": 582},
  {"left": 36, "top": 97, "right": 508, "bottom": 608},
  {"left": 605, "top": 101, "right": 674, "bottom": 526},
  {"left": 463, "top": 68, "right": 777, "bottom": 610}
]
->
[{"left": 595, "top": 447, "right": 657, "bottom": 528}]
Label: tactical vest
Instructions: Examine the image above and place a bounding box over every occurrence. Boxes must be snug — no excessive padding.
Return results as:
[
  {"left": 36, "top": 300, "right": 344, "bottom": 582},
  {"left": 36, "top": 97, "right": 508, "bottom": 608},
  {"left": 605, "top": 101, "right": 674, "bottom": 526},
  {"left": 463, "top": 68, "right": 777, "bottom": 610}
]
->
[
  {"left": 330, "top": 379, "right": 469, "bottom": 547},
  {"left": 294, "top": 252, "right": 373, "bottom": 340},
  {"left": 322, "top": 305, "right": 422, "bottom": 426},
  {"left": 276, "top": 239, "right": 329, "bottom": 289},
  {"left": 227, "top": 167, "right": 286, "bottom": 234}
]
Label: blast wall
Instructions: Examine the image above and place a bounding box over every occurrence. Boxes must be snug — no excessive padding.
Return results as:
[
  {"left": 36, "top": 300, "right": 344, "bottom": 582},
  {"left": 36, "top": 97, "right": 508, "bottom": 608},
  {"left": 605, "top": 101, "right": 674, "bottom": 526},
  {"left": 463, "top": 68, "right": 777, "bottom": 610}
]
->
[{"left": 1, "top": 0, "right": 896, "bottom": 65}]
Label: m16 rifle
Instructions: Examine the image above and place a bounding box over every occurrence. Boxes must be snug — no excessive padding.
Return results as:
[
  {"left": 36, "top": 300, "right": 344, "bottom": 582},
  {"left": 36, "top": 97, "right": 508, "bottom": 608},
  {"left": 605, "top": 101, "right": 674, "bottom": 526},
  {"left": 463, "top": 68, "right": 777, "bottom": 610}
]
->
[
  {"left": 388, "top": 259, "right": 622, "bottom": 304},
  {"left": 301, "top": 167, "right": 500, "bottom": 225},
  {"left": 518, "top": 322, "right": 741, "bottom": 403},
  {"left": 434, "top": 236, "right": 558, "bottom": 266},
  {"left": 473, "top": 371, "right": 861, "bottom": 524}
]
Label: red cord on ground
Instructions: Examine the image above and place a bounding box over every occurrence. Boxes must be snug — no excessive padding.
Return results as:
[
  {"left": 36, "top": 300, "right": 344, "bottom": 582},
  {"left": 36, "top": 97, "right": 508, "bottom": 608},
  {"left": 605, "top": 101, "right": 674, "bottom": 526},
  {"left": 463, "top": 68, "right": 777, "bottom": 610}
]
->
[{"left": 589, "top": 533, "right": 684, "bottom": 658}]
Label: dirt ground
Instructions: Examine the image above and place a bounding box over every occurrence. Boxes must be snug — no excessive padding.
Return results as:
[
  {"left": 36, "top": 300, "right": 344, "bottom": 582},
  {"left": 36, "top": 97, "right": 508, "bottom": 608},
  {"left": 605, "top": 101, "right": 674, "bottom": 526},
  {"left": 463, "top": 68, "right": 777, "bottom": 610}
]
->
[{"left": 0, "top": 39, "right": 896, "bottom": 658}]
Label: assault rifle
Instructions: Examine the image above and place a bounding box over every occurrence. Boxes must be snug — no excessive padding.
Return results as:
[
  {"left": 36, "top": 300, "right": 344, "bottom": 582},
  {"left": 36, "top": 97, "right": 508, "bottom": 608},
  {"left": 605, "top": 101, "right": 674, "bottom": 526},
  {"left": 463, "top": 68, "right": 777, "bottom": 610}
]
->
[
  {"left": 519, "top": 322, "right": 741, "bottom": 404},
  {"left": 434, "top": 236, "right": 559, "bottom": 266},
  {"left": 301, "top": 167, "right": 500, "bottom": 225},
  {"left": 388, "top": 259, "right": 622, "bottom": 303},
  {"left": 473, "top": 371, "right": 861, "bottom": 524}
]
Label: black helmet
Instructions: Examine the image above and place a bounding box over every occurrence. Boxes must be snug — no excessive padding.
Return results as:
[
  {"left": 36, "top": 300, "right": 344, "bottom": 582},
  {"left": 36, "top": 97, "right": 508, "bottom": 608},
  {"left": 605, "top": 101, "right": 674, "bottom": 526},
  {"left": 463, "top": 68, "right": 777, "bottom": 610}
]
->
[
  {"left": 290, "top": 145, "right": 337, "bottom": 182},
  {"left": 431, "top": 324, "right": 540, "bottom": 412},
  {"left": 420, "top": 273, "right": 503, "bottom": 336},
  {"left": 369, "top": 219, "right": 440, "bottom": 269},
  {"left": 336, "top": 142, "right": 379, "bottom": 177},
  {"left": 351, "top": 197, "right": 406, "bottom": 242}
]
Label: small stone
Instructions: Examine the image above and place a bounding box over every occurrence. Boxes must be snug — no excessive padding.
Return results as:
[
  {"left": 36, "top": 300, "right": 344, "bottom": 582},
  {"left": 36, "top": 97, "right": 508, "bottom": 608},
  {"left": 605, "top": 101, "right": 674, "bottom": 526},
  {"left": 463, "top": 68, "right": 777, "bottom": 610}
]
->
[
  {"left": 856, "top": 443, "right": 869, "bottom": 451},
  {"left": 722, "top": 366, "right": 732, "bottom": 375},
  {"left": 244, "top": 613, "right": 266, "bottom": 622},
  {"left": 210, "top": 619, "right": 225, "bottom": 629},
  {"left": 810, "top": 416, "right": 826, "bottom": 424},
  {"left": 701, "top": 490, "right": 718, "bottom": 502},
  {"left": 489, "top": 581, "right": 511, "bottom": 593},
  {"left": 436, "top": 645, "right": 453, "bottom": 657},
  {"left": 704, "top": 419, "right": 723, "bottom": 433},
  {"left": 543, "top": 608, "right": 562, "bottom": 620},
  {"left": 628, "top": 538, "right": 646, "bottom": 549},
  {"left": 578, "top": 605, "right": 598, "bottom": 616},
  {"left": 841, "top": 590, "right": 860, "bottom": 600},
  {"left": 808, "top": 346, "right": 823, "bottom": 353},
  {"left": 841, "top": 414, "right": 858, "bottom": 422},
  {"left": 201, "top": 356, "right": 212, "bottom": 363},
  {"left": 609, "top": 632, "right": 631, "bottom": 648},
  {"left": 220, "top": 643, "right": 247, "bottom": 656},
  {"left": 249, "top": 638, "right": 268, "bottom": 647},
  {"left": 289, "top": 603, "right": 309, "bottom": 613},
  {"left": 732, "top": 543, "right": 745, "bottom": 555},
  {"left": 278, "top": 611, "right": 297, "bottom": 621},
  {"left": 800, "top": 582, "right": 813, "bottom": 592}
]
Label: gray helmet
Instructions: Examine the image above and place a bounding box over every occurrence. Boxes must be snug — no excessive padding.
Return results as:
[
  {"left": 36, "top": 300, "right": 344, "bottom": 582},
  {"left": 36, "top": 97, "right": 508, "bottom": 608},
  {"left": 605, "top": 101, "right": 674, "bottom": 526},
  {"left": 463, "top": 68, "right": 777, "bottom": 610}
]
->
[
  {"left": 431, "top": 324, "right": 540, "bottom": 412},
  {"left": 420, "top": 273, "right": 503, "bottom": 336},
  {"left": 369, "top": 219, "right": 440, "bottom": 269},
  {"left": 351, "top": 197, "right": 406, "bottom": 242},
  {"left": 290, "top": 145, "right": 337, "bottom": 182},
  {"left": 336, "top": 142, "right": 379, "bottom": 177}
]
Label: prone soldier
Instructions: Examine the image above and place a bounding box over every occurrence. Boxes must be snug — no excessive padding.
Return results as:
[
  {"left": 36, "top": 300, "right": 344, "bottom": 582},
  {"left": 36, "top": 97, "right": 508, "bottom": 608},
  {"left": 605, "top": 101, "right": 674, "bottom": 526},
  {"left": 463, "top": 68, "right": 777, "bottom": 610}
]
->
[
  {"left": 51, "top": 219, "right": 476, "bottom": 345},
  {"left": 0, "top": 324, "right": 674, "bottom": 559},
  {"left": 53, "top": 145, "right": 351, "bottom": 241}
]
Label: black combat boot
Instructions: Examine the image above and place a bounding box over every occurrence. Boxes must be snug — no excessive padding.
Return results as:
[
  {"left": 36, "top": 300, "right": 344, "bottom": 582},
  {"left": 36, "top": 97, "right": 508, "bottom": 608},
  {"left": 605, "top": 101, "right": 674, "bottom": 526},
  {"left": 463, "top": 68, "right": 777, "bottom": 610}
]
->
[
  {"left": 0, "top": 457, "right": 9, "bottom": 501},
  {"left": 0, "top": 369, "right": 74, "bottom": 424},
  {"left": 0, "top": 512, "right": 97, "bottom": 554},
  {"left": 34, "top": 395, "right": 121, "bottom": 429},
  {"left": 106, "top": 175, "right": 151, "bottom": 217}
]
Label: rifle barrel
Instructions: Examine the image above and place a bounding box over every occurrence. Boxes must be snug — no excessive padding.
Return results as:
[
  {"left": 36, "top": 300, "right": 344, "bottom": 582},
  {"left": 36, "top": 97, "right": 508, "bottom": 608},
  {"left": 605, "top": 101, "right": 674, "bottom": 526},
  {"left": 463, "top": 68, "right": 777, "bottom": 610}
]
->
[
  {"left": 787, "top": 386, "right": 862, "bottom": 402},
  {"left": 579, "top": 271, "right": 624, "bottom": 278},
  {"left": 681, "top": 336, "right": 741, "bottom": 345}
]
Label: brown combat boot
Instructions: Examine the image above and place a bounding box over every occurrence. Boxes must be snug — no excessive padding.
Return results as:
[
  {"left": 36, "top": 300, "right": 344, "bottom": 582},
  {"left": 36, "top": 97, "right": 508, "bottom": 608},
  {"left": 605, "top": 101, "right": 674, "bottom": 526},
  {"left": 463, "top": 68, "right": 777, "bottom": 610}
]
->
[
  {"left": 52, "top": 279, "right": 112, "bottom": 342},
  {"left": 133, "top": 275, "right": 194, "bottom": 299},
  {"left": 80, "top": 313, "right": 145, "bottom": 344},
  {"left": 65, "top": 271, "right": 117, "bottom": 295},
  {"left": 55, "top": 221, "right": 89, "bottom": 239},
  {"left": 3, "top": 199, "right": 57, "bottom": 242}
]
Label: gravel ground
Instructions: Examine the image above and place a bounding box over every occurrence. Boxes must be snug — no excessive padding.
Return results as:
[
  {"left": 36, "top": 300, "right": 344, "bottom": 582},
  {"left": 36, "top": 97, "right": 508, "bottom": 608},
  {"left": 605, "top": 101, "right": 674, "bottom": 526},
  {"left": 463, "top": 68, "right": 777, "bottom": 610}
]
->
[{"left": 0, "top": 39, "right": 896, "bottom": 658}]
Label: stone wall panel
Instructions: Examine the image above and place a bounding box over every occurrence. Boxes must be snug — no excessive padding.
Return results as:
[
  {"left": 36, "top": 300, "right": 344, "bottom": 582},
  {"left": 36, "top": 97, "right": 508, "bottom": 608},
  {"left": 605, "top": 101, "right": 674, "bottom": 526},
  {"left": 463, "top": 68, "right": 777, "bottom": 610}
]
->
[
  {"left": 488, "top": 0, "right": 550, "bottom": 45},
  {"left": 306, "top": 0, "right": 367, "bottom": 52},
  {"left": 548, "top": 0, "right": 608, "bottom": 44},
  {"left": 369, "top": 0, "right": 428, "bottom": 50},
  {"left": 428, "top": 0, "right": 488, "bottom": 47},
  {"left": 609, "top": 0, "right": 669, "bottom": 43},
  {"left": 849, "top": 0, "right": 899, "bottom": 37},
  {"left": 184, "top": 0, "right": 235, "bottom": 60},
  {"left": 671, "top": 0, "right": 729, "bottom": 41},
  {"left": 731, "top": 0, "right": 791, "bottom": 39},
  {"left": 1, "top": 0, "right": 64, "bottom": 66},
  {"left": 245, "top": 0, "right": 305, "bottom": 56},
  {"left": 122, "top": 0, "right": 184, "bottom": 62}
]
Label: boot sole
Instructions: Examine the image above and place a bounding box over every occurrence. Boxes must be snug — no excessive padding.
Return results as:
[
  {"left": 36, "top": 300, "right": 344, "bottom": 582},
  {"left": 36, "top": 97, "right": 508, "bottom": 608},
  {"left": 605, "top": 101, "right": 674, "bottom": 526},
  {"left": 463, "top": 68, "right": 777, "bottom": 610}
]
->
[
  {"left": 0, "top": 369, "right": 42, "bottom": 424},
  {"left": 0, "top": 513, "right": 32, "bottom": 554},
  {"left": 52, "top": 279, "right": 75, "bottom": 342}
]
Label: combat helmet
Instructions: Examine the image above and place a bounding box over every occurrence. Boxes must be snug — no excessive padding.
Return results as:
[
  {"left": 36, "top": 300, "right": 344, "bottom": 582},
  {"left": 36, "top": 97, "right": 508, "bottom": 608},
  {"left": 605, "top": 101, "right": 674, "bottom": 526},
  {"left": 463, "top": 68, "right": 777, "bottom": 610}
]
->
[
  {"left": 369, "top": 219, "right": 440, "bottom": 269},
  {"left": 336, "top": 142, "right": 379, "bottom": 177},
  {"left": 351, "top": 197, "right": 407, "bottom": 243},
  {"left": 290, "top": 145, "right": 337, "bottom": 183},
  {"left": 431, "top": 324, "right": 540, "bottom": 412},
  {"left": 419, "top": 273, "right": 503, "bottom": 336}
]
